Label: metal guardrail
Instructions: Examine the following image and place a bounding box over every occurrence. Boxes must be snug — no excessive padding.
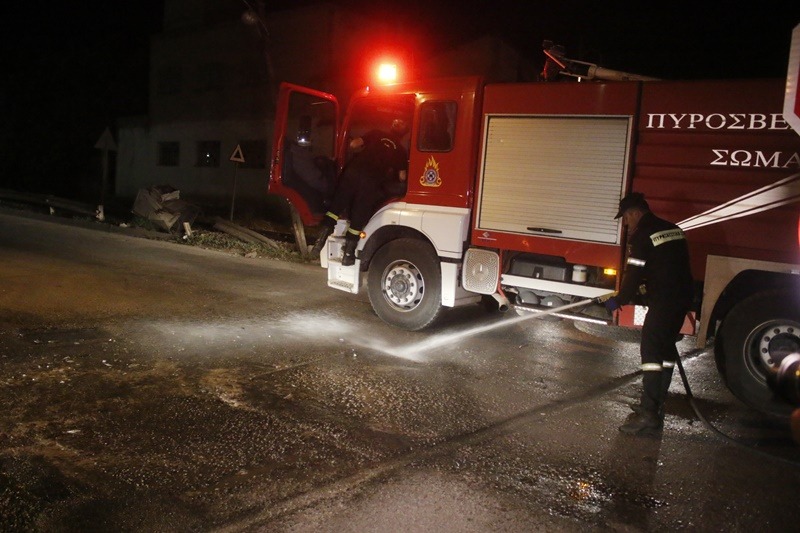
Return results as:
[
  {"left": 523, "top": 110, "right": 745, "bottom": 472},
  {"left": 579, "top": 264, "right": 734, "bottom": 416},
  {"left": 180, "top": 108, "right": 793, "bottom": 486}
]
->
[{"left": 0, "top": 188, "right": 98, "bottom": 217}]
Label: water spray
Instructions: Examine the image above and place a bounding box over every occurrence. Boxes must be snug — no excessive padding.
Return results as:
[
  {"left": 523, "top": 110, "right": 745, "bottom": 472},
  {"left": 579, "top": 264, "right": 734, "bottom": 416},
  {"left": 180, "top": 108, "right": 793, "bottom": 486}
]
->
[{"left": 369, "top": 296, "right": 605, "bottom": 361}]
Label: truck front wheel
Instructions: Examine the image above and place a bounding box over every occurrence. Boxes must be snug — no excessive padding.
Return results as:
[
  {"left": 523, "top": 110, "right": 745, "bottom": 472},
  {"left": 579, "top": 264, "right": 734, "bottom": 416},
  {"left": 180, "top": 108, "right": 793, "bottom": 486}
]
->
[
  {"left": 719, "top": 290, "right": 800, "bottom": 418},
  {"left": 367, "top": 238, "right": 443, "bottom": 331}
]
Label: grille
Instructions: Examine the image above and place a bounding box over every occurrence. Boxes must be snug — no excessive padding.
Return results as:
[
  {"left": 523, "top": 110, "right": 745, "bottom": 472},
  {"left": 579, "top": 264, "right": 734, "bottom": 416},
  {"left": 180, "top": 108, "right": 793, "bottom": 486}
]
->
[{"left": 462, "top": 248, "right": 500, "bottom": 294}]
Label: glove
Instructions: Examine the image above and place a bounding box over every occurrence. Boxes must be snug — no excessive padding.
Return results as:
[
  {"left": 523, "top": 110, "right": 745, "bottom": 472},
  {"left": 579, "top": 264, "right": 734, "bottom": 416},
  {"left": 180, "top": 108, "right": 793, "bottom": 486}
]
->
[
  {"left": 594, "top": 291, "right": 617, "bottom": 304},
  {"left": 604, "top": 297, "right": 620, "bottom": 313}
]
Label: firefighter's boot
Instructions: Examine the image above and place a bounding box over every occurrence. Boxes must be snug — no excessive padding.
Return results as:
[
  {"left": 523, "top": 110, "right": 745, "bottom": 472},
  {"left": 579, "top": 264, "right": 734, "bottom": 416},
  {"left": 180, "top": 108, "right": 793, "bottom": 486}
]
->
[
  {"left": 310, "top": 213, "right": 337, "bottom": 258},
  {"left": 341, "top": 233, "right": 359, "bottom": 266},
  {"left": 620, "top": 371, "right": 663, "bottom": 436},
  {"left": 630, "top": 365, "right": 674, "bottom": 417},
  {"left": 619, "top": 411, "right": 663, "bottom": 436}
]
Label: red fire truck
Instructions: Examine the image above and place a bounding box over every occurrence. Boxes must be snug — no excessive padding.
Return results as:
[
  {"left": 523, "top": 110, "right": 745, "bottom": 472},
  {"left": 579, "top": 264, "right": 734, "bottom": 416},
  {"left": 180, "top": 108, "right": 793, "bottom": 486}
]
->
[{"left": 268, "top": 45, "right": 800, "bottom": 418}]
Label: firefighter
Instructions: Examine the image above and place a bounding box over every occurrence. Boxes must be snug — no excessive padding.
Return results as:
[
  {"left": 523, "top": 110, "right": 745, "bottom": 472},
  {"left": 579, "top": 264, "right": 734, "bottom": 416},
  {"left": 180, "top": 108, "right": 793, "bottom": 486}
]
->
[
  {"left": 350, "top": 119, "right": 408, "bottom": 159},
  {"left": 603, "top": 192, "right": 693, "bottom": 436},
  {"left": 311, "top": 118, "right": 409, "bottom": 264}
]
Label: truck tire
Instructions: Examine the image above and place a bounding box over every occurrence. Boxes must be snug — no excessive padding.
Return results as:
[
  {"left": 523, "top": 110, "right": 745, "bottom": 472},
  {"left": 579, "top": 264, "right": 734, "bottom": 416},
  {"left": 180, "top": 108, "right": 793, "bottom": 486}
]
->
[
  {"left": 367, "top": 238, "right": 443, "bottom": 331},
  {"left": 719, "top": 290, "right": 800, "bottom": 418}
]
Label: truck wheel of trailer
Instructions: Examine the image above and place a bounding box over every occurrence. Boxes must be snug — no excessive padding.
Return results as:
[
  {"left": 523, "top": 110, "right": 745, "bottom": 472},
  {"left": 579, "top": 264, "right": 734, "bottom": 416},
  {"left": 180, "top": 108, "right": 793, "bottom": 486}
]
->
[
  {"left": 719, "top": 289, "right": 800, "bottom": 419},
  {"left": 367, "top": 238, "right": 443, "bottom": 331}
]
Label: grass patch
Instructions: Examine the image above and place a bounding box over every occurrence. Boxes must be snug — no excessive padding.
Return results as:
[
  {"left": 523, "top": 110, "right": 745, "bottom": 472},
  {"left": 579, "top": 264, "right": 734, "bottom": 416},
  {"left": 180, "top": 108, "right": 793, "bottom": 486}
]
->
[{"left": 181, "top": 229, "right": 311, "bottom": 263}]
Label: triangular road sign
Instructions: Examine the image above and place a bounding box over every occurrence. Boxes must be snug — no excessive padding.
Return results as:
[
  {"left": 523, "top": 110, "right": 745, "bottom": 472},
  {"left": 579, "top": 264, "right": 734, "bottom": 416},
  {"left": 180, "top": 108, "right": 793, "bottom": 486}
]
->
[
  {"left": 94, "top": 127, "right": 117, "bottom": 151},
  {"left": 229, "top": 144, "right": 246, "bottom": 163}
]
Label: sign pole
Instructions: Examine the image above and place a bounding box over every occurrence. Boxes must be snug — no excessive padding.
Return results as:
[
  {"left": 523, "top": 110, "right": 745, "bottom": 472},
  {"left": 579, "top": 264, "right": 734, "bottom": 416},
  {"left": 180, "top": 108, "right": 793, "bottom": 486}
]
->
[
  {"left": 94, "top": 127, "right": 117, "bottom": 221},
  {"left": 229, "top": 144, "right": 246, "bottom": 222},
  {"left": 230, "top": 163, "right": 239, "bottom": 221}
]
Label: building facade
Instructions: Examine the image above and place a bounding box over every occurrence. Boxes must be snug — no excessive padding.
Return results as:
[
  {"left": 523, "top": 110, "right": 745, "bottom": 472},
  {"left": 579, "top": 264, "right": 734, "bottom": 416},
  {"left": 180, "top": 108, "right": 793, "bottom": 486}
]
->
[{"left": 115, "top": 0, "right": 531, "bottom": 218}]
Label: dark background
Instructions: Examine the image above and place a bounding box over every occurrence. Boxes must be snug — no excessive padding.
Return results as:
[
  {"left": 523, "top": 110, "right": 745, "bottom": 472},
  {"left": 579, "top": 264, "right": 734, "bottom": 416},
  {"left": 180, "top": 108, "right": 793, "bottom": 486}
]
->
[
  {"left": 2, "top": 1, "right": 164, "bottom": 199},
  {"left": 2, "top": 1, "right": 799, "bottom": 201}
]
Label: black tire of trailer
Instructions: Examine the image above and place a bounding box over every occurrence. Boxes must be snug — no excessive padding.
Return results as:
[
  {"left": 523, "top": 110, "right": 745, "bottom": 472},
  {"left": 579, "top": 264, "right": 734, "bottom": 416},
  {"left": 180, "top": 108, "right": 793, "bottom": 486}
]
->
[
  {"left": 367, "top": 238, "right": 443, "bottom": 331},
  {"left": 719, "top": 289, "right": 800, "bottom": 419}
]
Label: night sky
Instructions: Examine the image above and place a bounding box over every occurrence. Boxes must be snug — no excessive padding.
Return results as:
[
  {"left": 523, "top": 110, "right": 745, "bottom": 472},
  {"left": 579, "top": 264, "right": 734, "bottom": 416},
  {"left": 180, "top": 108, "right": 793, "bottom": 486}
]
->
[
  {"left": 2, "top": 1, "right": 799, "bottom": 198},
  {"left": 2, "top": 1, "right": 165, "bottom": 197},
  {"left": 363, "top": 0, "right": 800, "bottom": 80}
]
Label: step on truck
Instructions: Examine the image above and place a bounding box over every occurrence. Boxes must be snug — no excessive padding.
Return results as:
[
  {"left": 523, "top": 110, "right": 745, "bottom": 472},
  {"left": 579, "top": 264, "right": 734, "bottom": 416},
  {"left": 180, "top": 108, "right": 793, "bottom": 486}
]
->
[{"left": 268, "top": 42, "right": 800, "bottom": 418}]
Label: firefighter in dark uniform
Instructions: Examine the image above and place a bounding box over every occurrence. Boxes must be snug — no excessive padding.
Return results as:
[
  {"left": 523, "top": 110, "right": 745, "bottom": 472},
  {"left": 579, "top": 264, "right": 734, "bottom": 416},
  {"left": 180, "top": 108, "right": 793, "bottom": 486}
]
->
[
  {"left": 603, "top": 192, "right": 693, "bottom": 436},
  {"left": 311, "top": 118, "right": 409, "bottom": 264}
]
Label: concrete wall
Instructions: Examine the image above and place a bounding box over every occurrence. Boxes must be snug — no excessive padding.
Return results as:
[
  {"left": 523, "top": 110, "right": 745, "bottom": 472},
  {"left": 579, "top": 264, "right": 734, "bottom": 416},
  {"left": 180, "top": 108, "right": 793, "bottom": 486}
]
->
[{"left": 116, "top": 116, "right": 274, "bottom": 208}]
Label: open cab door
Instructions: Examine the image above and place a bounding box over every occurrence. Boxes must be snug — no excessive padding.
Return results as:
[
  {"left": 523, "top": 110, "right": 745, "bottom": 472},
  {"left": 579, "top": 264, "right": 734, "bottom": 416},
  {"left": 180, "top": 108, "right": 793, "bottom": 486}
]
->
[{"left": 269, "top": 83, "right": 339, "bottom": 226}]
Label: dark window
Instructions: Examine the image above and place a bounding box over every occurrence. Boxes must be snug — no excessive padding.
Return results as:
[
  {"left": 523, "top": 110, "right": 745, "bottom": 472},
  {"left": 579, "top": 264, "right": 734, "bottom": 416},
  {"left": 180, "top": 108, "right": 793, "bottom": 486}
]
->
[
  {"left": 238, "top": 140, "right": 268, "bottom": 169},
  {"left": 196, "top": 141, "right": 220, "bottom": 167},
  {"left": 418, "top": 101, "right": 456, "bottom": 152},
  {"left": 157, "top": 142, "right": 180, "bottom": 166}
]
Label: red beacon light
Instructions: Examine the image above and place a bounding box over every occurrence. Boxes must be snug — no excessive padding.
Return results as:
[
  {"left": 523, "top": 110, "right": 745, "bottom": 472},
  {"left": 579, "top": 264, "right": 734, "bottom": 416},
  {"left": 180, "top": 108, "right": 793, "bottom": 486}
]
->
[{"left": 376, "top": 62, "right": 398, "bottom": 84}]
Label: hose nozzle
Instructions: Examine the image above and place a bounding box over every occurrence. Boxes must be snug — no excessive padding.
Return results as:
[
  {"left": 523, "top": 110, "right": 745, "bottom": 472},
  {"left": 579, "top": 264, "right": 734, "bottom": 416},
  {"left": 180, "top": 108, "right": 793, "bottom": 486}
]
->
[{"left": 594, "top": 291, "right": 617, "bottom": 304}]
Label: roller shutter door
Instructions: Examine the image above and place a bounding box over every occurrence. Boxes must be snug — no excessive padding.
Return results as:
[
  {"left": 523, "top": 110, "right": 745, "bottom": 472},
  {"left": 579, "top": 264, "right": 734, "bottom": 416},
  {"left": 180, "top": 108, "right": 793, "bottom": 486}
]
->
[{"left": 477, "top": 115, "right": 631, "bottom": 244}]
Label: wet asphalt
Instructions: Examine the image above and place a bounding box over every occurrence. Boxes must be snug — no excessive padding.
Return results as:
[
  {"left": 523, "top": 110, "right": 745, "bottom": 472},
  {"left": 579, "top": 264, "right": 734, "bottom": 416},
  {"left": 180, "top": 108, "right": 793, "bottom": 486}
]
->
[{"left": 1, "top": 208, "right": 799, "bottom": 532}]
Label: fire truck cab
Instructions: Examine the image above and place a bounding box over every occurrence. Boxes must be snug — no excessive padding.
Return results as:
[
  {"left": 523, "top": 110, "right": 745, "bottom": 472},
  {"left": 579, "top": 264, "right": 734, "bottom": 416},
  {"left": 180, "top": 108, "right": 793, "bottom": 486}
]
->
[{"left": 270, "top": 77, "right": 491, "bottom": 328}]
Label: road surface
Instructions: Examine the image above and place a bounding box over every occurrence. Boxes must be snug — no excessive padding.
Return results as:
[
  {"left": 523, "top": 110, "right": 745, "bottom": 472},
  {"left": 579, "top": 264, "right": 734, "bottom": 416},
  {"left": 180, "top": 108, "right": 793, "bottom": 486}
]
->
[{"left": 1, "top": 208, "right": 798, "bottom": 532}]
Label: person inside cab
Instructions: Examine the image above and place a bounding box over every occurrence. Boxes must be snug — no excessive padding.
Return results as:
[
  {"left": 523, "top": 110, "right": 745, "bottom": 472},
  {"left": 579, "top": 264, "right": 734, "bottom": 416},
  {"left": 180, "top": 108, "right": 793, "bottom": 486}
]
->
[{"left": 310, "top": 116, "right": 410, "bottom": 264}]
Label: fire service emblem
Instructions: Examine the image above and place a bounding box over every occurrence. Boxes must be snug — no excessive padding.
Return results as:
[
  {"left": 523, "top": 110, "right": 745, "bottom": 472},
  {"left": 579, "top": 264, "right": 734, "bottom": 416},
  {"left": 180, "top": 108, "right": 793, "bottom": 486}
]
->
[{"left": 420, "top": 156, "right": 442, "bottom": 187}]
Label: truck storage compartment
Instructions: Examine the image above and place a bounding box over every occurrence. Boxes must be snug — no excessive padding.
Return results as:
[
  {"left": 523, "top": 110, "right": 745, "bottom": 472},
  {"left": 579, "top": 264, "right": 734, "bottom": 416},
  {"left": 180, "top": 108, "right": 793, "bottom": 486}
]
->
[{"left": 508, "top": 253, "right": 569, "bottom": 281}]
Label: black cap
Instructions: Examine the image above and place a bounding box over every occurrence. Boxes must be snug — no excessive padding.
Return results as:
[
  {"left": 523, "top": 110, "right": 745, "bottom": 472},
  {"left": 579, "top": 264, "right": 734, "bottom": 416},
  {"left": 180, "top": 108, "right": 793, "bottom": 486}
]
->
[{"left": 615, "top": 192, "right": 649, "bottom": 219}]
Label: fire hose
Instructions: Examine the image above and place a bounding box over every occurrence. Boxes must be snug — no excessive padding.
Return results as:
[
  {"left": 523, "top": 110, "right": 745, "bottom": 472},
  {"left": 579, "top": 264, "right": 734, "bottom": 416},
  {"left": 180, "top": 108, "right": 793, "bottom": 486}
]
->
[
  {"left": 590, "top": 293, "right": 800, "bottom": 463},
  {"left": 430, "top": 293, "right": 799, "bottom": 459},
  {"left": 674, "top": 352, "right": 800, "bottom": 467}
]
